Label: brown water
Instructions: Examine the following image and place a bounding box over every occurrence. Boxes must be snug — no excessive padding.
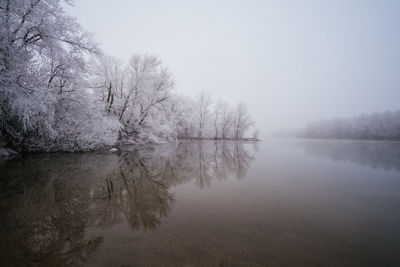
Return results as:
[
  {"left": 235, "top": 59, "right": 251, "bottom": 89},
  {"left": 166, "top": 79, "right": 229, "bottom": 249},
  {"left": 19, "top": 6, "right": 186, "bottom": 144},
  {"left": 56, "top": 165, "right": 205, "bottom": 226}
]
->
[{"left": 1, "top": 139, "right": 400, "bottom": 267}]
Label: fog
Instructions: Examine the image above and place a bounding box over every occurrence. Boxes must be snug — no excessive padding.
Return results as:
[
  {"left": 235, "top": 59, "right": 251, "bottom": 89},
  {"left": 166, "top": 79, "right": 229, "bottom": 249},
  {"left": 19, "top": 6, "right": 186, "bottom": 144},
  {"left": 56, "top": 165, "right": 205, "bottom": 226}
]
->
[
  {"left": 67, "top": 0, "right": 400, "bottom": 135},
  {"left": 2, "top": 1, "right": 400, "bottom": 264}
]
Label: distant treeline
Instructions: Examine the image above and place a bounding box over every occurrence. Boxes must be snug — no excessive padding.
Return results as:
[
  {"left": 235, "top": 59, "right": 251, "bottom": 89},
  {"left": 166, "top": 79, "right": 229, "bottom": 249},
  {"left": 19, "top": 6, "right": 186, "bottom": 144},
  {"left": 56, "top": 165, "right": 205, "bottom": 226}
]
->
[{"left": 300, "top": 110, "right": 400, "bottom": 140}]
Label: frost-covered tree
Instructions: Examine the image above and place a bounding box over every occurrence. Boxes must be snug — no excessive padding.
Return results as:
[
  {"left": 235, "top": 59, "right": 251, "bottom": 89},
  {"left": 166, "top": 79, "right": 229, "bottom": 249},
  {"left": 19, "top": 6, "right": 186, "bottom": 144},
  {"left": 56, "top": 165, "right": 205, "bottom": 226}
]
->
[
  {"left": 212, "top": 100, "right": 235, "bottom": 139},
  {"left": 123, "top": 54, "right": 174, "bottom": 129},
  {"left": 164, "top": 94, "right": 197, "bottom": 139},
  {"left": 161, "top": 93, "right": 255, "bottom": 140},
  {"left": 195, "top": 91, "right": 212, "bottom": 138},
  {"left": 233, "top": 103, "right": 254, "bottom": 139},
  {"left": 0, "top": 0, "right": 120, "bottom": 151},
  {"left": 89, "top": 54, "right": 125, "bottom": 115},
  {"left": 219, "top": 101, "right": 234, "bottom": 139},
  {"left": 213, "top": 101, "right": 223, "bottom": 139},
  {"left": 89, "top": 54, "right": 175, "bottom": 142}
]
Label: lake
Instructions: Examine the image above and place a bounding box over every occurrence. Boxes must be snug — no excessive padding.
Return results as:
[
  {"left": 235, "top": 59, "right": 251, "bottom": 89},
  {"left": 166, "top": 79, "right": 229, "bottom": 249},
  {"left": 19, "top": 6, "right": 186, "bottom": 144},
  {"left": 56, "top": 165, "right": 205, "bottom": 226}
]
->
[{"left": 1, "top": 139, "right": 400, "bottom": 266}]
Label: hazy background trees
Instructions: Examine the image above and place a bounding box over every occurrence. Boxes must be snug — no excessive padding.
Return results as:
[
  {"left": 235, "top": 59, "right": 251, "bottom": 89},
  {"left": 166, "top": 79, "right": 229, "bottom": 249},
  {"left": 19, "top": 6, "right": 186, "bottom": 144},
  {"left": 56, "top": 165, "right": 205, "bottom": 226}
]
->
[
  {"left": 233, "top": 103, "right": 254, "bottom": 139},
  {"left": 301, "top": 110, "right": 400, "bottom": 140},
  {"left": 196, "top": 91, "right": 212, "bottom": 138}
]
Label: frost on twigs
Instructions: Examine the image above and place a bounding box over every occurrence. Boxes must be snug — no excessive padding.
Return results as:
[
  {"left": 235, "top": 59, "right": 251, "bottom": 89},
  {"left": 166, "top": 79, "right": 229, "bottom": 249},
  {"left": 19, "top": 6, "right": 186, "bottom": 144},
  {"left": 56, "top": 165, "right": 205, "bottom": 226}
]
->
[{"left": 0, "top": 0, "right": 116, "bottom": 151}]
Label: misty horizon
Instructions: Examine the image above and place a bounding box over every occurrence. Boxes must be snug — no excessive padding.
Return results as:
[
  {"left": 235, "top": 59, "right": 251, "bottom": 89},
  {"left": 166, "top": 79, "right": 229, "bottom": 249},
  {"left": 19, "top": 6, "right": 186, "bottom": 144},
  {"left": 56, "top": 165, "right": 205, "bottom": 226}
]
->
[{"left": 68, "top": 0, "right": 400, "bottom": 135}]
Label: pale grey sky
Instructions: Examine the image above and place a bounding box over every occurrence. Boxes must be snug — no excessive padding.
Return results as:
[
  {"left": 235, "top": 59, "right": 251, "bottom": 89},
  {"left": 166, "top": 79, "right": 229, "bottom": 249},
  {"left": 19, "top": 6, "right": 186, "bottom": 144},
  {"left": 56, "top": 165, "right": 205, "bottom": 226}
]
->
[{"left": 68, "top": 0, "right": 400, "bottom": 134}]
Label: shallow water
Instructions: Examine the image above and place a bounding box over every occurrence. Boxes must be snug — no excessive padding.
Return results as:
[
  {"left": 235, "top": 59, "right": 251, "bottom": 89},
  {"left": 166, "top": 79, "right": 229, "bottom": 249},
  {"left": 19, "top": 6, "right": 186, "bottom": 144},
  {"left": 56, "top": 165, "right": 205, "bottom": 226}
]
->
[{"left": 1, "top": 139, "right": 400, "bottom": 266}]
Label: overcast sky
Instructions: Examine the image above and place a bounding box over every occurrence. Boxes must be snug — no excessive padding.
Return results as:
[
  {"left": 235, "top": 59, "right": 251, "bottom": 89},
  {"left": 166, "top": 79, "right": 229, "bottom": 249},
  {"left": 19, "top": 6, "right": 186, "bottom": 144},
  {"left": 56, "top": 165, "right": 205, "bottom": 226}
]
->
[{"left": 68, "top": 0, "right": 400, "bottom": 134}]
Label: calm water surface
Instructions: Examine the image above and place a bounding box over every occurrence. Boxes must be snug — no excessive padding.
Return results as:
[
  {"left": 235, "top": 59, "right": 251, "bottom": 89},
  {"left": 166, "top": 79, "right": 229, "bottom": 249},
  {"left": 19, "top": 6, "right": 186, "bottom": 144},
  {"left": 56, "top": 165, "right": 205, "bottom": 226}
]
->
[{"left": 1, "top": 139, "right": 400, "bottom": 266}]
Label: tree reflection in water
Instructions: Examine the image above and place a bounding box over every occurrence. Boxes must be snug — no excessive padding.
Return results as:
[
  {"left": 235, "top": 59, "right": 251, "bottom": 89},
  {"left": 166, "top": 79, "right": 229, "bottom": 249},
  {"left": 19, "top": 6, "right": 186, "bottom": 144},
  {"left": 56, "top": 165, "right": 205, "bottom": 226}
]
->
[
  {"left": 301, "top": 139, "right": 400, "bottom": 172},
  {"left": 0, "top": 154, "right": 109, "bottom": 267},
  {"left": 94, "top": 156, "right": 175, "bottom": 232},
  {"left": 0, "top": 141, "right": 257, "bottom": 266}
]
